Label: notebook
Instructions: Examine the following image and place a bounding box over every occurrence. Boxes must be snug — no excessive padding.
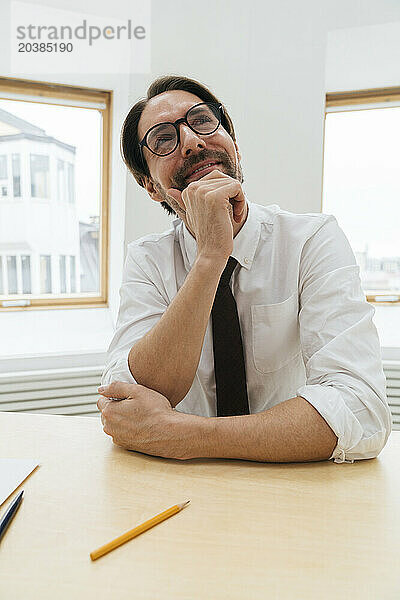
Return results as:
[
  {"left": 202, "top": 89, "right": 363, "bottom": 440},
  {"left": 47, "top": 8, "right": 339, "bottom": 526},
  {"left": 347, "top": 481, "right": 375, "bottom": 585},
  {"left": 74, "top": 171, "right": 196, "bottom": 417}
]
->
[{"left": 0, "top": 458, "right": 39, "bottom": 506}]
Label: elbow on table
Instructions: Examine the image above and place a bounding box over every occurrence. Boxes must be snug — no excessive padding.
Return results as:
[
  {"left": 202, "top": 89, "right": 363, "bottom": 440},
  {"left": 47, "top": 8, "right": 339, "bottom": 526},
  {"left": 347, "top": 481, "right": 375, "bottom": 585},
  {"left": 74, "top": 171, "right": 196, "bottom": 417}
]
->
[
  {"left": 311, "top": 382, "right": 393, "bottom": 463},
  {"left": 336, "top": 415, "right": 392, "bottom": 463},
  {"left": 371, "top": 415, "right": 393, "bottom": 459},
  {"left": 370, "top": 398, "right": 393, "bottom": 458},
  {"left": 361, "top": 427, "right": 391, "bottom": 461}
]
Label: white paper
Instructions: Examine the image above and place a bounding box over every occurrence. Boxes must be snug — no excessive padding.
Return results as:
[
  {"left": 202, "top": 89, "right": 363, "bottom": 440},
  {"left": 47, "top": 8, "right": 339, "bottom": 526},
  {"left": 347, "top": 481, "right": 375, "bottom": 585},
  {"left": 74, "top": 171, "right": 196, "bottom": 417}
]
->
[{"left": 0, "top": 458, "right": 39, "bottom": 506}]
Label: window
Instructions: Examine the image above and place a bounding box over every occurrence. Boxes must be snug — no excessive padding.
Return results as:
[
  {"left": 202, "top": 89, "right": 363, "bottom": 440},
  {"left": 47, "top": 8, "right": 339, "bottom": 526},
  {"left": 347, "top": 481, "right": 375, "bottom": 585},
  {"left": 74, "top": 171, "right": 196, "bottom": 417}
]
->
[
  {"left": 12, "top": 154, "right": 21, "bottom": 197},
  {"left": 0, "top": 77, "right": 111, "bottom": 310},
  {"left": 0, "top": 154, "right": 8, "bottom": 198},
  {"left": 7, "top": 256, "right": 17, "bottom": 294},
  {"left": 323, "top": 87, "right": 400, "bottom": 305},
  {"left": 40, "top": 255, "right": 52, "bottom": 294},
  {"left": 70, "top": 255, "right": 76, "bottom": 292},
  {"left": 30, "top": 154, "right": 50, "bottom": 198},
  {"left": 0, "top": 254, "right": 33, "bottom": 295},
  {"left": 57, "top": 159, "right": 65, "bottom": 202},
  {"left": 59, "top": 255, "right": 66, "bottom": 293},
  {"left": 0, "top": 256, "right": 3, "bottom": 294},
  {"left": 21, "top": 255, "right": 31, "bottom": 294},
  {"left": 0, "top": 155, "right": 7, "bottom": 179},
  {"left": 57, "top": 159, "right": 75, "bottom": 204}
]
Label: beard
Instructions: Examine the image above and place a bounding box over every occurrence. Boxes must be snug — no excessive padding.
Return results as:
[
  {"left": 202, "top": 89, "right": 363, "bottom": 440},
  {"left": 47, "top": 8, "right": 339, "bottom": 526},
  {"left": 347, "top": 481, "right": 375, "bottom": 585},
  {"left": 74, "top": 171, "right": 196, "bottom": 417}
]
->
[
  {"left": 154, "top": 148, "right": 244, "bottom": 218},
  {"left": 171, "top": 148, "right": 243, "bottom": 191}
]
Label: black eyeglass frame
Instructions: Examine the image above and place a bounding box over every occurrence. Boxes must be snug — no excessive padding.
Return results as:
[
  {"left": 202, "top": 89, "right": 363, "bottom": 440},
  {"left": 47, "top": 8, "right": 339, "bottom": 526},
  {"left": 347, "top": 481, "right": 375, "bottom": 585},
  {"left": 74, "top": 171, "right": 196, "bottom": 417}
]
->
[{"left": 138, "top": 102, "right": 224, "bottom": 165}]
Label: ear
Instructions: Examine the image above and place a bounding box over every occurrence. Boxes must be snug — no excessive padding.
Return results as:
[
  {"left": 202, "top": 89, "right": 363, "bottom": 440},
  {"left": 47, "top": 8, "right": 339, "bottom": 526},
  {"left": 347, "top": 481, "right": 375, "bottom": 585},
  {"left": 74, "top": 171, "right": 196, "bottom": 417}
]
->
[
  {"left": 143, "top": 176, "right": 164, "bottom": 203},
  {"left": 233, "top": 140, "right": 242, "bottom": 162}
]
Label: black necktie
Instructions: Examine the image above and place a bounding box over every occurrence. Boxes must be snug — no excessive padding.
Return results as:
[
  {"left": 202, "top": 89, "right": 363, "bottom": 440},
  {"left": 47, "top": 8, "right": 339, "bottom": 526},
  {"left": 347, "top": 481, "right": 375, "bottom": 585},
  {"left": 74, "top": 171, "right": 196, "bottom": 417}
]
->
[{"left": 211, "top": 256, "right": 250, "bottom": 417}]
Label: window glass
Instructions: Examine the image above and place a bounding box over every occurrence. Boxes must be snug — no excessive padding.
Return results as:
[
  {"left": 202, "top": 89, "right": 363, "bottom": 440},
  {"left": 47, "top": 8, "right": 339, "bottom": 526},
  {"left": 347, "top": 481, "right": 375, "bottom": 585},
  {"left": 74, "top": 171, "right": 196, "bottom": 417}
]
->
[
  {"left": 70, "top": 255, "right": 76, "bottom": 292},
  {"left": 40, "top": 255, "right": 52, "bottom": 294},
  {"left": 30, "top": 154, "right": 50, "bottom": 198},
  {"left": 21, "top": 254, "right": 31, "bottom": 293},
  {"left": 0, "top": 155, "right": 7, "bottom": 179},
  {"left": 323, "top": 106, "right": 400, "bottom": 294},
  {"left": 0, "top": 257, "right": 3, "bottom": 294},
  {"left": 57, "top": 159, "right": 64, "bottom": 202},
  {"left": 59, "top": 255, "right": 66, "bottom": 293},
  {"left": 7, "top": 255, "right": 17, "bottom": 293},
  {"left": 0, "top": 90, "right": 105, "bottom": 305},
  {"left": 12, "top": 154, "right": 21, "bottom": 197}
]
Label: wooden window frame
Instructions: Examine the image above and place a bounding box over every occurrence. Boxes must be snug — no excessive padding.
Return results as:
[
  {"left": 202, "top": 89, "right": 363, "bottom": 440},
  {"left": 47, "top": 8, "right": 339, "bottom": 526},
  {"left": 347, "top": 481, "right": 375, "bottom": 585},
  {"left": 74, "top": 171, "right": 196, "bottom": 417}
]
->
[
  {"left": 0, "top": 76, "right": 112, "bottom": 311},
  {"left": 324, "top": 86, "right": 400, "bottom": 306}
]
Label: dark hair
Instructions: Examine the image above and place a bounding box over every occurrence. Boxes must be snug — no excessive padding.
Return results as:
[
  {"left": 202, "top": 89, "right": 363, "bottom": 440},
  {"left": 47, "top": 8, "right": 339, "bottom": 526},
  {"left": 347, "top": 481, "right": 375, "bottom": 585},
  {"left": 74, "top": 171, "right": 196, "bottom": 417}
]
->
[{"left": 120, "top": 75, "right": 237, "bottom": 216}]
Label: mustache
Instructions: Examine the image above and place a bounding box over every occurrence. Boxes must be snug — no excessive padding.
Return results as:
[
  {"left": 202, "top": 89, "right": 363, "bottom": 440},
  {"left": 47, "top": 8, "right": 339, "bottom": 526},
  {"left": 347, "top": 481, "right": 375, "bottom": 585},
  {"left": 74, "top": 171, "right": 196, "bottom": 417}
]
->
[{"left": 171, "top": 149, "right": 236, "bottom": 191}]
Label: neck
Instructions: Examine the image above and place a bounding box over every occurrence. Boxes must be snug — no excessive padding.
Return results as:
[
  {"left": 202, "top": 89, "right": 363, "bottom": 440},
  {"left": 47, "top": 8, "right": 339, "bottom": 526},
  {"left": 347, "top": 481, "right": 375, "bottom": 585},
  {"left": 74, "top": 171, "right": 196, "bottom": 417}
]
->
[{"left": 233, "top": 200, "right": 249, "bottom": 238}]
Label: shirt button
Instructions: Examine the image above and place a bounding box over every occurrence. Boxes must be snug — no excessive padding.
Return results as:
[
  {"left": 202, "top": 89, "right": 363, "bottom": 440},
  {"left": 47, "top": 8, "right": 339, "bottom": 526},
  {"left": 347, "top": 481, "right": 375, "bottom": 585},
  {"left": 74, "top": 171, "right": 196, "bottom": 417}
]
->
[{"left": 244, "top": 257, "right": 250, "bottom": 264}]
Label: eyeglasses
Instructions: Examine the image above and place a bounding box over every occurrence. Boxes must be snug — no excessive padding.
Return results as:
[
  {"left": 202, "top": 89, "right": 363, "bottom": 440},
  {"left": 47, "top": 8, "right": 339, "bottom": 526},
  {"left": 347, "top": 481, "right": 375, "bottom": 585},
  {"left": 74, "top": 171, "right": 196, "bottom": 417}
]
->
[{"left": 139, "top": 102, "right": 224, "bottom": 162}]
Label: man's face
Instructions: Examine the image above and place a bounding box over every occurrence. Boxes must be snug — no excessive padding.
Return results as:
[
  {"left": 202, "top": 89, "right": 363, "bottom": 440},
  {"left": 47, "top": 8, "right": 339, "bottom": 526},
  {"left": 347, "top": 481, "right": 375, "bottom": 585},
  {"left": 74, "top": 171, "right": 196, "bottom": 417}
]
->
[{"left": 137, "top": 90, "right": 243, "bottom": 220}]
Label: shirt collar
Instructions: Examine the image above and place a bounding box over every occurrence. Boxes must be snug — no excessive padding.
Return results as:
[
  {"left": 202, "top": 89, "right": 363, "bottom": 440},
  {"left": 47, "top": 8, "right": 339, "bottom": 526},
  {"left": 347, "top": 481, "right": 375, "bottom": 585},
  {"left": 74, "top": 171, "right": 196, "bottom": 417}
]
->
[{"left": 179, "top": 196, "right": 261, "bottom": 272}]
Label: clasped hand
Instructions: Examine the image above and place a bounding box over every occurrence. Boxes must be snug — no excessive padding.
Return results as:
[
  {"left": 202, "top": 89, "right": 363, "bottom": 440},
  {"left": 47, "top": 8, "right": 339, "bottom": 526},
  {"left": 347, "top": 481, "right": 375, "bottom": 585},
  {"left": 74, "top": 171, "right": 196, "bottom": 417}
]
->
[{"left": 97, "top": 382, "right": 184, "bottom": 460}]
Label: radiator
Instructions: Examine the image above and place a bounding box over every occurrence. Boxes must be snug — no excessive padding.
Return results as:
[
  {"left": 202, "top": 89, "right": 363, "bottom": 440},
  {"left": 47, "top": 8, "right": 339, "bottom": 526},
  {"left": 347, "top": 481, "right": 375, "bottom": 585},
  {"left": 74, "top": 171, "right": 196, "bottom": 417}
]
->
[
  {"left": 384, "top": 360, "right": 400, "bottom": 431},
  {"left": 0, "top": 366, "right": 103, "bottom": 417},
  {"left": 0, "top": 362, "right": 399, "bottom": 428}
]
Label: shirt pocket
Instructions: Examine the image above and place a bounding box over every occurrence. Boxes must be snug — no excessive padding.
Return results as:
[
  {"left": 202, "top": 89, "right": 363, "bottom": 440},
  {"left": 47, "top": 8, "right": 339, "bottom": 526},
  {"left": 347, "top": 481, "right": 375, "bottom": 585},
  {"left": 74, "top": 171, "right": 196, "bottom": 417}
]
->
[{"left": 251, "top": 292, "right": 301, "bottom": 374}]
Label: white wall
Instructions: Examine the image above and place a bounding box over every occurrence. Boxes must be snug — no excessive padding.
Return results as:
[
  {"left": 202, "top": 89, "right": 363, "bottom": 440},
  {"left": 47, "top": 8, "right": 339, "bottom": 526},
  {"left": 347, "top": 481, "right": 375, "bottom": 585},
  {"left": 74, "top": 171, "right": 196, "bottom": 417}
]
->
[
  {"left": 1, "top": 0, "right": 400, "bottom": 370},
  {"left": 326, "top": 20, "right": 400, "bottom": 91}
]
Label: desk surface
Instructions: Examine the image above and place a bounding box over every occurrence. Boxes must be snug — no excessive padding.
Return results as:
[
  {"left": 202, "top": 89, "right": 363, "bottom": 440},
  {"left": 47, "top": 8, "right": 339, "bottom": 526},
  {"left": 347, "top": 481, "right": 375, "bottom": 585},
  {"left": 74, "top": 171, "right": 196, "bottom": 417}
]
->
[{"left": 0, "top": 412, "right": 399, "bottom": 600}]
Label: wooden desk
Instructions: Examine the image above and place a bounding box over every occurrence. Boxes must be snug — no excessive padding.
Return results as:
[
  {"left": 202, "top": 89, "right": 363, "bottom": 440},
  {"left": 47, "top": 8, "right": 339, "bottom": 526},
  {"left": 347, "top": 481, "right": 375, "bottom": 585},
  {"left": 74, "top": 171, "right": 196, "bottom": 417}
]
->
[{"left": 1, "top": 412, "right": 399, "bottom": 599}]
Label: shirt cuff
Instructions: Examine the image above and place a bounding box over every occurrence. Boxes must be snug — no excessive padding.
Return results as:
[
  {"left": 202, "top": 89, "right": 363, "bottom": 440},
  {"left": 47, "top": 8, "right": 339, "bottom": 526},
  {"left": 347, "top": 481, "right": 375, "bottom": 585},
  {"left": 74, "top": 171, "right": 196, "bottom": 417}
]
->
[
  {"left": 101, "top": 355, "right": 138, "bottom": 386},
  {"left": 296, "top": 384, "right": 362, "bottom": 464}
]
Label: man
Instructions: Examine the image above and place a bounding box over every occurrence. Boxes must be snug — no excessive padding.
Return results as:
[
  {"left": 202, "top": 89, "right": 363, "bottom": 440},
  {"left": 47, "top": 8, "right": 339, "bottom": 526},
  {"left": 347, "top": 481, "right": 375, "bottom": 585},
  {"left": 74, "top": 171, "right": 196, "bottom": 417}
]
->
[{"left": 97, "top": 75, "right": 392, "bottom": 463}]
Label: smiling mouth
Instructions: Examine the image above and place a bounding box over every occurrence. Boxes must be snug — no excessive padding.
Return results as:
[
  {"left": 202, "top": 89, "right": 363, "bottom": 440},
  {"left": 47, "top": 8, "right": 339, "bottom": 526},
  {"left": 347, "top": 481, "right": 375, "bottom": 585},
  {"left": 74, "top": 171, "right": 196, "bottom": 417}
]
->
[{"left": 186, "top": 162, "right": 221, "bottom": 182}]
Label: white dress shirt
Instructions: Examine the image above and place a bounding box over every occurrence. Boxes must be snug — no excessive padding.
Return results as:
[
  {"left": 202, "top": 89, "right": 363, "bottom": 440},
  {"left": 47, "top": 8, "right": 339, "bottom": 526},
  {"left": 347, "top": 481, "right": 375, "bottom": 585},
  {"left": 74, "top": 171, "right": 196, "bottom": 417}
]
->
[{"left": 101, "top": 199, "right": 392, "bottom": 464}]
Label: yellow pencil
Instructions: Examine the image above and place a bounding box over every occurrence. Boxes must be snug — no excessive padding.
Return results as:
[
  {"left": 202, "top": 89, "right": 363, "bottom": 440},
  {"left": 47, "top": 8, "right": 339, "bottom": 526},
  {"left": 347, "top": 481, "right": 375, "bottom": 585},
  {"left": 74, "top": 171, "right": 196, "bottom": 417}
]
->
[{"left": 90, "top": 500, "right": 190, "bottom": 561}]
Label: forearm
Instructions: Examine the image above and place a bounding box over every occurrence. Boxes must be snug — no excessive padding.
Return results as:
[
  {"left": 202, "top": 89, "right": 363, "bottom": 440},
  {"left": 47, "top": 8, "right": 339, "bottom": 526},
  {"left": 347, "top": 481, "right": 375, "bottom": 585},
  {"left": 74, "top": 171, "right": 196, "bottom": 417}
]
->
[
  {"left": 174, "top": 396, "right": 338, "bottom": 462},
  {"left": 128, "top": 254, "right": 225, "bottom": 408}
]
